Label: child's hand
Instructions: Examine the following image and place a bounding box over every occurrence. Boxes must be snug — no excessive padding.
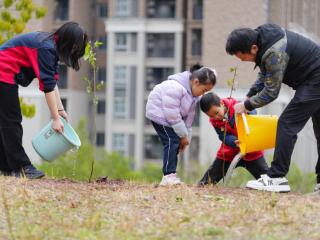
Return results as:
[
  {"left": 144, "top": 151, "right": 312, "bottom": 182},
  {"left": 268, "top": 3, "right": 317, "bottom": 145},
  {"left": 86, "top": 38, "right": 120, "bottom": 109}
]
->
[
  {"left": 179, "top": 137, "right": 189, "bottom": 153},
  {"left": 52, "top": 117, "right": 64, "bottom": 133},
  {"left": 234, "top": 102, "right": 248, "bottom": 114},
  {"left": 58, "top": 110, "right": 69, "bottom": 122},
  {"left": 235, "top": 140, "right": 240, "bottom": 147}
]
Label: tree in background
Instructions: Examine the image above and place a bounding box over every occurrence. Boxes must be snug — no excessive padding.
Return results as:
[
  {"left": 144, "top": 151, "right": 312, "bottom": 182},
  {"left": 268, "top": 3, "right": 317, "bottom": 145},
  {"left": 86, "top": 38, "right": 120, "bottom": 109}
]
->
[{"left": 0, "top": 0, "right": 47, "bottom": 118}]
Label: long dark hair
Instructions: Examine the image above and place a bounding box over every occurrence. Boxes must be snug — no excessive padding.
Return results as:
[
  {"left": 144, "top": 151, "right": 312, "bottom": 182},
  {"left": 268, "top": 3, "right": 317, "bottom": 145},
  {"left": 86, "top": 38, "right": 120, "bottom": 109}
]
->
[{"left": 53, "top": 22, "right": 88, "bottom": 71}]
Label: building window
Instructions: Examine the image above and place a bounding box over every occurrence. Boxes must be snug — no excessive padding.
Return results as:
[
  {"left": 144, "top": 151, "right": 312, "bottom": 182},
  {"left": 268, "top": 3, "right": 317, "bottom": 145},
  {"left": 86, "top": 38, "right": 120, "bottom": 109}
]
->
[
  {"left": 114, "top": 66, "right": 127, "bottom": 83},
  {"left": 112, "top": 133, "right": 126, "bottom": 155},
  {"left": 147, "top": 33, "right": 174, "bottom": 58},
  {"left": 54, "top": 0, "right": 69, "bottom": 21},
  {"left": 96, "top": 132, "right": 105, "bottom": 146},
  {"left": 115, "top": 33, "right": 127, "bottom": 51},
  {"left": 114, "top": 86, "right": 126, "bottom": 118},
  {"left": 147, "top": 0, "right": 175, "bottom": 18},
  {"left": 97, "top": 100, "right": 106, "bottom": 114},
  {"left": 146, "top": 67, "right": 174, "bottom": 91},
  {"left": 61, "top": 98, "right": 67, "bottom": 111},
  {"left": 115, "top": 33, "right": 137, "bottom": 52},
  {"left": 57, "top": 64, "right": 67, "bottom": 89},
  {"left": 115, "top": 0, "right": 128, "bottom": 16},
  {"left": 97, "top": 3, "right": 108, "bottom": 18},
  {"left": 114, "top": 66, "right": 127, "bottom": 118},
  {"left": 144, "top": 134, "right": 162, "bottom": 159},
  {"left": 98, "top": 67, "right": 106, "bottom": 83},
  {"left": 192, "top": 0, "right": 203, "bottom": 20},
  {"left": 192, "top": 29, "right": 202, "bottom": 56}
]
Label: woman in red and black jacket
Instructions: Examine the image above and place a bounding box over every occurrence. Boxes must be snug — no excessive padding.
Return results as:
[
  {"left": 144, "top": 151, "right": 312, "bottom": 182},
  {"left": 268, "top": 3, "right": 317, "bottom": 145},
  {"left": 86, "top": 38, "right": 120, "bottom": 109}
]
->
[
  {"left": 0, "top": 22, "right": 88, "bottom": 179},
  {"left": 198, "top": 92, "right": 268, "bottom": 185}
]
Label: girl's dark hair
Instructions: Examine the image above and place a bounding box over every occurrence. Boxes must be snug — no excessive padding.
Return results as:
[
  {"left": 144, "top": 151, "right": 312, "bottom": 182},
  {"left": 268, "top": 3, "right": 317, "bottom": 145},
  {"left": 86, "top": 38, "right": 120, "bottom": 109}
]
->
[
  {"left": 190, "top": 64, "right": 217, "bottom": 86},
  {"left": 189, "top": 63, "right": 203, "bottom": 73},
  {"left": 53, "top": 22, "right": 88, "bottom": 71},
  {"left": 226, "top": 28, "right": 258, "bottom": 55},
  {"left": 200, "top": 92, "right": 221, "bottom": 113}
]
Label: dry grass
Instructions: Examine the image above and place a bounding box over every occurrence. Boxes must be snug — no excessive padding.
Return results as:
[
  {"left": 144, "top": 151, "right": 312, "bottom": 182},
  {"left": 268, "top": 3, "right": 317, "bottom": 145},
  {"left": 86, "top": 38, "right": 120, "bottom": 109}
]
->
[{"left": 0, "top": 176, "right": 319, "bottom": 240}]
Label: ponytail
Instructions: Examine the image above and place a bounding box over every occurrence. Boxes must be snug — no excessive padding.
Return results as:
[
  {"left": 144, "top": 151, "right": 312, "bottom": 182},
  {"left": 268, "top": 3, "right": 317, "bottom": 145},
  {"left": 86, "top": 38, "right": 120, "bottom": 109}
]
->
[{"left": 189, "top": 63, "right": 203, "bottom": 73}]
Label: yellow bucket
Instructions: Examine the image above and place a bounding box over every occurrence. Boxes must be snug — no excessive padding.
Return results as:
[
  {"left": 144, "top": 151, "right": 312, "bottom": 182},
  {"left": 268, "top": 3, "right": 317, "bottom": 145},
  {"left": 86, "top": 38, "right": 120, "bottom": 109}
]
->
[{"left": 236, "top": 113, "right": 278, "bottom": 155}]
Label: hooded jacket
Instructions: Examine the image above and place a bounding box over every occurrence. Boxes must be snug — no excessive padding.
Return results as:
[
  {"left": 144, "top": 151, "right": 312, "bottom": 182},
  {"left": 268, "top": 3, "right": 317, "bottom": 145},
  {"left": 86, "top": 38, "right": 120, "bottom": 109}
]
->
[
  {"left": 146, "top": 71, "right": 199, "bottom": 138},
  {"left": 0, "top": 32, "right": 59, "bottom": 93}
]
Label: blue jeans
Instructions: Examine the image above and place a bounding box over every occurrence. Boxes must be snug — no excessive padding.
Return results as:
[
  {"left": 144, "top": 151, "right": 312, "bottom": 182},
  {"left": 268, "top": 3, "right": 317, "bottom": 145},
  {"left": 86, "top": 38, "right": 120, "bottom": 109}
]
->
[{"left": 151, "top": 121, "right": 180, "bottom": 175}]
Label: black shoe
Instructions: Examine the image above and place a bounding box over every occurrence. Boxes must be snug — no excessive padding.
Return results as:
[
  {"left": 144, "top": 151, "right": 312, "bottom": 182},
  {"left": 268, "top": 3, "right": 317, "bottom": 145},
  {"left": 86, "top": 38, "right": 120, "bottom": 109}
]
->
[
  {"left": 14, "top": 165, "right": 45, "bottom": 179},
  {"left": 0, "top": 170, "right": 11, "bottom": 176},
  {"left": 197, "top": 181, "right": 208, "bottom": 187}
]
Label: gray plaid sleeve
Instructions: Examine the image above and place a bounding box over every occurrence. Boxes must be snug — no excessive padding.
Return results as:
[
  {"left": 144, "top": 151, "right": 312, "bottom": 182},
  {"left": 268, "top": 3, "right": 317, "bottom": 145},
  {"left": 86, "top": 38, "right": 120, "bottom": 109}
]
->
[
  {"left": 246, "top": 72, "right": 265, "bottom": 97},
  {"left": 245, "top": 50, "right": 289, "bottom": 110}
]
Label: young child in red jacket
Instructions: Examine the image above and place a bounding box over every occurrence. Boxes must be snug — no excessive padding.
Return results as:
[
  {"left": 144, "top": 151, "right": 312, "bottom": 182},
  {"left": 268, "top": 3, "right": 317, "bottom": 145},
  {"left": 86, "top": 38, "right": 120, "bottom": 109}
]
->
[{"left": 198, "top": 92, "right": 269, "bottom": 185}]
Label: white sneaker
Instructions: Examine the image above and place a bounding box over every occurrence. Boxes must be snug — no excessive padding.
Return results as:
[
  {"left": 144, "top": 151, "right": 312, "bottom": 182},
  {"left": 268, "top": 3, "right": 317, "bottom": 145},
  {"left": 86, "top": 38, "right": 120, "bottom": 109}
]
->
[
  {"left": 246, "top": 174, "right": 291, "bottom": 193},
  {"left": 159, "top": 173, "right": 183, "bottom": 186},
  {"left": 314, "top": 183, "right": 320, "bottom": 192}
]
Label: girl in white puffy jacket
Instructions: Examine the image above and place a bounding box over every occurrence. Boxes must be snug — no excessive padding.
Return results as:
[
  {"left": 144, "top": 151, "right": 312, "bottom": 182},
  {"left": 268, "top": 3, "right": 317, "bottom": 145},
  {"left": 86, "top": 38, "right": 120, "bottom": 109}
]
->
[{"left": 146, "top": 64, "right": 217, "bottom": 185}]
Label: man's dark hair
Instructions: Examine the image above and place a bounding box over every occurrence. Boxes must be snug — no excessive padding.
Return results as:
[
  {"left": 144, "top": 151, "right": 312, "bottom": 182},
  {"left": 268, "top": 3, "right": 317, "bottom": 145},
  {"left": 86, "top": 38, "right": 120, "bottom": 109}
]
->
[
  {"left": 53, "top": 22, "right": 88, "bottom": 71},
  {"left": 200, "top": 92, "right": 221, "bottom": 113},
  {"left": 226, "top": 28, "right": 258, "bottom": 55}
]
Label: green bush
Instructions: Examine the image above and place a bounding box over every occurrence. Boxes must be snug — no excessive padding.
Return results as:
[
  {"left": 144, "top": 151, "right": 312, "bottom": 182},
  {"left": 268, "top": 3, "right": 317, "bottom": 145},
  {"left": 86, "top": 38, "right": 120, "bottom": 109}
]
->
[{"left": 38, "top": 119, "right": 162, "bottom": 183}]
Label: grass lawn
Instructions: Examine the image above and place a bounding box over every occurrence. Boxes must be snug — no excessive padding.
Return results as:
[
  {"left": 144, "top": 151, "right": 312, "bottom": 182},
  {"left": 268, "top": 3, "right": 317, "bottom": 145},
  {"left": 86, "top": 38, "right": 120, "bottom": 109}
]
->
[{"left": 0, "top": 176, "right": 319, "bottom": 240}]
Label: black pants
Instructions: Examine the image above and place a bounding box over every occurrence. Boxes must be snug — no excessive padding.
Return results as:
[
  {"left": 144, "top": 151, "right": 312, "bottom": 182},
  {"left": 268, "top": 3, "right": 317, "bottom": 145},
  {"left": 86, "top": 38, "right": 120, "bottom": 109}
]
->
[
  {"left": 151, "top": 121, "right": 180, "bottom": 175},
  {"left": 199, "top": 156, "right": 269, "bottom": 184},
  {"left": 267, "top": 78, "right": 320, "bottom": 183},
  {"left": 0, "top": 82, "right": 31, "bottom": 171}
]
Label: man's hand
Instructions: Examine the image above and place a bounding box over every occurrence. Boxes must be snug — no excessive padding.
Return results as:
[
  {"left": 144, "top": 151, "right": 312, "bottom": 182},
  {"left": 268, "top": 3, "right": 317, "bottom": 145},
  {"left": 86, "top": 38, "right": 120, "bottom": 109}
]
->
[
  {"left": 179, "top": 136, "right": 189, "bottom": 153},
  {"left": 234, "top": 102, "right": 248, "bottom": 114},
  {"left": 234, "top": 140, "right": 240, "bottom": 147}
]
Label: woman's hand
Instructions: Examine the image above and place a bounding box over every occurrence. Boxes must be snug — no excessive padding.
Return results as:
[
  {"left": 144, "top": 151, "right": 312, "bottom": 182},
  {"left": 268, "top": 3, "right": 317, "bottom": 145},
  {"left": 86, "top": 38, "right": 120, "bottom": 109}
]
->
[
  {"left": 234, "top": 140, "right": 240, "bottom": 147},
  {"left": 58, "top": 110, "right": 69, "bottom": 122},
  {"left": 52, "top": 117, "right": 64, "bottom": 133},
  {"left": 179, "top": 136, "right": 189, "bottom": 153}
]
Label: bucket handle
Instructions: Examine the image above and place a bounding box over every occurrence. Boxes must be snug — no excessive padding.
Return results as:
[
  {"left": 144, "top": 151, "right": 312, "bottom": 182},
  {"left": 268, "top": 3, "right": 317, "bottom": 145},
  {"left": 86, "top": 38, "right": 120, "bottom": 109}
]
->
[{"left": 241, "top": 113, "right": 250, "bottom": 135}]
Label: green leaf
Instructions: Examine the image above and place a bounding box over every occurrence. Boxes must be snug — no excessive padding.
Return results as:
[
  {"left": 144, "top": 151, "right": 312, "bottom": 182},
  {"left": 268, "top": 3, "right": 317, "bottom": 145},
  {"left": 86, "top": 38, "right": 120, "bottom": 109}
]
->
[
  {"left": 20, "top": 10, "right": 31, "bottom": 22},
  {"left": 94, "top": 41, "right": 103, "bottom": 48},
  {"left": 13, "top": 21, "right": 26, "bottom": 34},
  {"left": 35, "top": 7, "right": 47, "bottom": 18},
  {"left": 84, "top": 42, "right": 92, "bottom": 60},
  {"left": 1, "top": 11, "right": 12, "bottom": 22},
  {"left": 227, "top": 78, "right": 233, "bottom": 87},
  {"left": 3, "top": 0, "right": 14, "bottom": 8}
]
